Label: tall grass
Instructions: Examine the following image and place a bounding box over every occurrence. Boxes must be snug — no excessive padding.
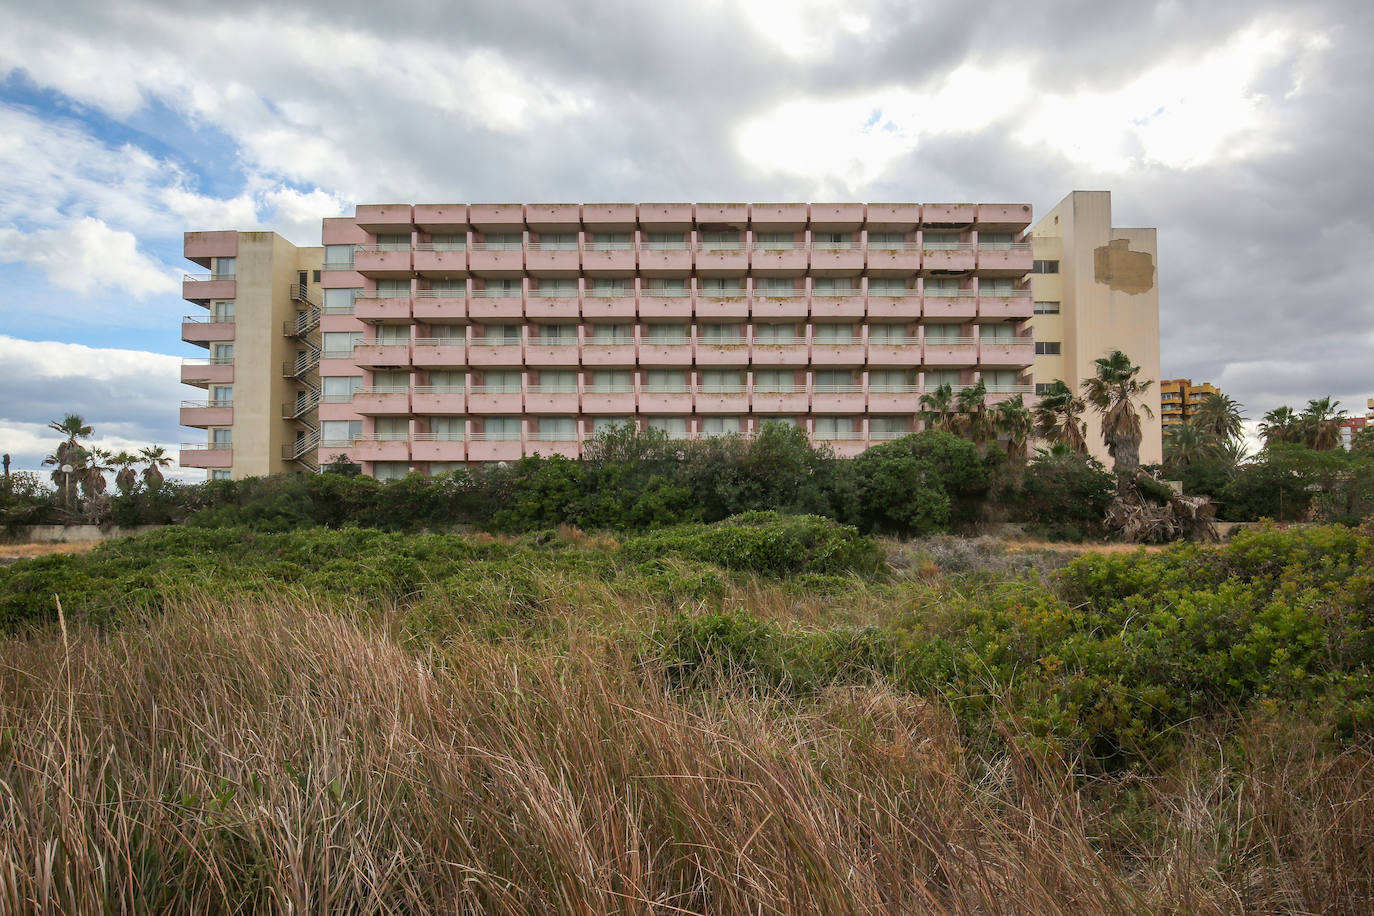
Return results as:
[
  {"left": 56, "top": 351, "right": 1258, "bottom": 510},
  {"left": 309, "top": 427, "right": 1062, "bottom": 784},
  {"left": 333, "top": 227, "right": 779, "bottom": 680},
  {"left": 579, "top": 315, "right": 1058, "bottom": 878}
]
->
[{"left": 3, "top": 596, "right": 1371, "bottom": 914}]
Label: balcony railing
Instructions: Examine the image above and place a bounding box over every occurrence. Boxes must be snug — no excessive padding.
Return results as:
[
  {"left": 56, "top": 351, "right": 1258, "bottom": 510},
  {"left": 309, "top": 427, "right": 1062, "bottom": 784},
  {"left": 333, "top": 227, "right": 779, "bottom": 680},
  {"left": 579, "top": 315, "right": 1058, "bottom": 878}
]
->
[
  {"left": 697, "top": 385, "right": 746, "bottom": 394},
  {"left": 811, "top": 287, "right": 859, "bottom": 296},
  {"left": 984, "top": 385, "right": 1036, "bottom": 394},
  {"left": 642, "top": 337, "right": 690, "bottom": 346},
  {"left": 753, "top": 336, "right": 803, "bottom": 345},
  {"left": 470, "top": 431, "right": 522, "bottom": 441},
  {"left": 472, "top": 337, "right": 522, "bottom": 347},
  {"left": 469, "top": 385, "right": 523, "bottom": 394},
  {"left": 750, "top": 240, "right": 802, "bottom": 250},
  {"left": 413, "top": 432, "right": 467, "bottom": 441},
  {"left": 642, "top": 240, "right": 688, "bottom": 250},
  {"left": 925, "top": 288, "right": 973, "bottom": 298},
  {"left": 867, "top": 336, "right": 920, "bottom": 345},
  {"left": 696, "top": 240, "right": 745, "bottom": 251},
  {"left": 811, "top": 240, "right": 859, "bottom": 250},
  {"left": 183, "top": 272, "right": 236, "bottom": 282},
  {"left": 318, "top": 437, "right": 356, "bottom": 449},
  {"left": 412, "top": 337, "right": 465, "bottom": 347},
  {"left": 868, "top": 384, "right": 917, "bottom": 393},
  {"left": 584, "top": 384, "right": 634, "bottom": 394},
  {"left": 588, "top": 241, "right": 633, "bottom": 250},
  {"left": 921, "top": 241, "right": 975, "bottom": 251},
  {"left": 322, "top": 260, "right": 355, "bottom": 270},
  {"left": 868, "top": 288, "right": 920, "bottom": 297},
  {"left": 182, "top": 399, "right": 234, "bottom": 408},
  {"left": 529, "top": 287, "right": 579, "bottom": 298},
  {"left": 642, "top": 385, "right": 690, "bottom": 394},
  {"left": 925, "top": 336, "right": 979, "bottom": 346},
  {"left": 642, "top": 287, "right": 689, "bottom": 298},
  {"left": 412, "top": 386, "right": 465, "bottom": 395},
  {"left": 528, "top": 337, "right": 578, "bottom": 346},
  {"left": 322, "top": 302, "right": 356, "bottom": 315},
  {"left": 360, "top": 338, "right": 412, "bottom": 347},
  {"left": 814, "top": 430, "right": 862, "bottom": 440},
  {"left": 357, "top": 244, "right": 412, "bottom": 253},
  {"left": 698, "top": 288, "right": 746, "bottom": 298},
  {"left": 526, "top": 242, "right": 579, "bottom": 251},
  {"left": 526, "top": 385, "right": 578, "bottom": 394},
  {"left": 865, "top": 241, "right": 921, "bottom": 251},
  {"left": 414, "top": 241, "right": 466, "bottom": 251},
  {"left": 813, "top": 384, "right": 863, "bottom": 394},
  {"left": 183, "top": 357, "right": 236, "bottom": 367},
  {"left": 870, "top": 428, "right": 912, "bottom": 440},
  {"left": 697, "top": 337, "right": 747, "bottom": 346},
  {"left": 181, "top": 441, "right": 232, "bottom": 450},
  {"left": 415, "top": 288, "right": 466, "bottom": 298},
  {"left": 474, "top": 288, "right": 523, "bottom": 298},
  {"left": 586, "top": 287, "right": 633, "bottom": 297},
  {"left": 977, "top": 241, "right": 1032, "bottom": 252},
  {"left": 979, "top": 288, "right": 1032, "bottom": 297},
  {"left": 355, "top": 386, "right": 410, "bottom": 395},
  {"left": 470, "top": 242, "right": 524, "bottom": 251}
]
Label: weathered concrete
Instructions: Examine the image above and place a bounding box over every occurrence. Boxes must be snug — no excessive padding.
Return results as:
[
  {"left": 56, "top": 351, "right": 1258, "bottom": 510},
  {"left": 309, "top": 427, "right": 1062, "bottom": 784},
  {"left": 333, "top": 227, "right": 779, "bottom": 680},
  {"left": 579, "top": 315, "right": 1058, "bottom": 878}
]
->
[{"left": 16, "top": 524, "right": 166, "bottom": 543}]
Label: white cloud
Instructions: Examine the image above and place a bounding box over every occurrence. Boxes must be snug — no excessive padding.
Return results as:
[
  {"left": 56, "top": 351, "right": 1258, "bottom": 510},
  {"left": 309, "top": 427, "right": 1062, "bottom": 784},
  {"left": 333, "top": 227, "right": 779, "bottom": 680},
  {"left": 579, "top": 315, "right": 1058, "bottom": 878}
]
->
[
  {"left": 0, "top": 334, "right": 180, "bottom": 382},
  {"left": 0, "top": 218, "right": 178, "bottom": 297}
]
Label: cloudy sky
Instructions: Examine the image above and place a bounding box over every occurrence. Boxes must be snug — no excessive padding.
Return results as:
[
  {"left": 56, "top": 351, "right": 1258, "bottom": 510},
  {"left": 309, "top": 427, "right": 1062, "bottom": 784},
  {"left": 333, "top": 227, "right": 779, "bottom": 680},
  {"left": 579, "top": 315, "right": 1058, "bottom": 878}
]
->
[{"left": 1, "top": 0, "right": 1371, "bottom": 473}]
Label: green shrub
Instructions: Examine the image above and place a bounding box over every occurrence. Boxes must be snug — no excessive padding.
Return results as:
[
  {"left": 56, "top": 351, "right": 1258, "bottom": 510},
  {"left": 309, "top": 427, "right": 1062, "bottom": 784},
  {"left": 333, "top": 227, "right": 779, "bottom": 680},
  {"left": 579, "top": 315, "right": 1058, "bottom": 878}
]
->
[{"left": 622, "top": 512, "right": 886, "bottom": 577}]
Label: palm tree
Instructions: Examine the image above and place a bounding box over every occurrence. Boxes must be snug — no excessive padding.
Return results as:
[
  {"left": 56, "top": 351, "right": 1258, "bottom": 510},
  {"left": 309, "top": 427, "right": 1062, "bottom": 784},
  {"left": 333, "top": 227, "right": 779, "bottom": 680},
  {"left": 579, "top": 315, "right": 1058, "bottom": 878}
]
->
[
  {"left": 140, "top": 445, "right": 174, "bottom": 485},
  {"left": 110, "top": 451, "right": 141, "bottom": 495},
  {"left": 1192, "top": 393, "right": 1245, "bottom": 443},
  {"left": 918, "top": 383, "right": 957, "bottom": 433},
  {"left": 48, "top": 413, "right": 93, "bottom": 452},
  {"left": 42, "top": 415, "right": 94, "bottom": 509},
  {"left": 81, "top": 447, "right": 112, "bottom": 498},
  {"left": 1259, "top": 406, "right": 1300, "bottom": 447},
  {"left": 994, "top": 394, "right": 1034, "bottom": 474},
  {"left": 954, "top": 380, "right": 994, "bottom": 446},
  {"left": 1033, "top": 380, "right": 1088, "bottom": 454},
  {"left": 1162, "top": 421, "right": 1219, "bottom": 473},
  {"left": 1081, "top": 350, "right": 1154, "bottom": 486},
  {"left": 1299, "top": 397, "right": 1345, "bottom": 451}
]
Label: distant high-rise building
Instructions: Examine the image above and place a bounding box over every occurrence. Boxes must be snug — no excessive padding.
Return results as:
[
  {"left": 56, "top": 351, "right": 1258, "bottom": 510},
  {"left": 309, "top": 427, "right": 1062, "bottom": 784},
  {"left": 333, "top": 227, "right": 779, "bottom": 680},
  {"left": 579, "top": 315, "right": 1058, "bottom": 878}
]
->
[{"left": 1158, "top": 378, "right": 1222, "bottom": 428}]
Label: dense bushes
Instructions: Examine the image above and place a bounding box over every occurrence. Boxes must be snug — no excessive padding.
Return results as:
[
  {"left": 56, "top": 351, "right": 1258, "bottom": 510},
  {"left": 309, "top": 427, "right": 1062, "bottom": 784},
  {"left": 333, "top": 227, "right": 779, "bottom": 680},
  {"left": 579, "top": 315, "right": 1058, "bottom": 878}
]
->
[
  {"left": 1007, "top": 451, "right": 1117, "bottom": 540},
  {"left": 623, "top": 512, "right": 885, "bottom": 576}
]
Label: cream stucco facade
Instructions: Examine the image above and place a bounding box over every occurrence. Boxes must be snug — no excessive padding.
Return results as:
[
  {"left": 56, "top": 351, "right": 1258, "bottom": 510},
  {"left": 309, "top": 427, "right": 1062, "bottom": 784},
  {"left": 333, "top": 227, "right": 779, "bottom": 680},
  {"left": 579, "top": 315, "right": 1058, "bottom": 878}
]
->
[{"left": 1028, "top": 191, "right": 1163, "bottom": 467}]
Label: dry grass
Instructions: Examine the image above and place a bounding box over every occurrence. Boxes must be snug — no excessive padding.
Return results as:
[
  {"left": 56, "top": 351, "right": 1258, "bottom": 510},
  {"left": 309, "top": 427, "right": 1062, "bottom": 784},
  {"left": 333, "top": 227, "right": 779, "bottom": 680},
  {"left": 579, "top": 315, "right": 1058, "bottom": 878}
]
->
[
  {"left": 0, "top": 541, "right": 100, "bottom": 559},
  {"left": 1, "top": 596, "right": 1371, "bottom": 914}
]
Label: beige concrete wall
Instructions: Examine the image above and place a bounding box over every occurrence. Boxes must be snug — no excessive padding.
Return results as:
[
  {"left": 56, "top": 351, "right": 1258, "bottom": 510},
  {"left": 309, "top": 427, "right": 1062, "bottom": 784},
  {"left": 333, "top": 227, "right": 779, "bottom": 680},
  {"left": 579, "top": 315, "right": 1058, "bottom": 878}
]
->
[{"left": 1029, "top": 191, "right": 1163, "bottom": 467}]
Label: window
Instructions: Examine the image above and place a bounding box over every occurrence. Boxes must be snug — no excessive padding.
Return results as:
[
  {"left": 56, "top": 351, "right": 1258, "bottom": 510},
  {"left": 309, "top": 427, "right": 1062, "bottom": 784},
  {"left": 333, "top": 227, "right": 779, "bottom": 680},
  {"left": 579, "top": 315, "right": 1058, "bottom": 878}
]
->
[
  {"left": 980, "top": 323, "right": 1015, "bottom": 341},
  {"left": 323, "top": 288, "right": 357, "bottom": 314},
  {"left": 425, "top": 324, "right": 464, "bottom": 342},
  {"left": 814, "top": 370, "right": 855, "bottom": 392},
  {"left": 1035, "top": 341, "right": 1062, "bottom": 355},
  {"left": 982, "top": 370, "right": 1017, "bottom": 390},
  {"left": 591, "top": 416, "right": 633, "bottom": 435},
  {"left": 699, "top": 277, "right": 744, "bottom": 296},
  {"left": 981, "top": 279, "right": 1015, "bottom": 295},
  {"left": 535, "top": 232, "right": 578, "bottom": 250},
  {"left": 644, "top": 278, "right": 687, "bottom": 296},
  {"left": 699, "top": 230, "right": 741, "bottom": 250},
  {"left": 210, "top": 469, "right": 232, "bottom": 481},
  {"left": 755, "top": 277, "right": 798, "bottom": 295},
  {"left": 429, "top": 462, "right": 465, "bottom": 474},
  {"left": 374, "top": 234, "right": 410, "bottom": 252},
  {"left": 699, "top": 322, "right": 743, "bottom": 343},
  {"left": 1033, "top": 300, "right": 1060, "bottom": 314},
  {"left": 374, "top": 417, "right": 409, "bottom": 441},
  {"left": 373, "top": 461, "right": 411, "bottom": 481},
  {"left": 758, "top": 416, "right": 798, "bottom": 428},
  {"left": 867, "top": 232, "right": 907, "bottom": 249},
  {"left": 868, "top": 324, "right": 910, "bottom": 343},
  {"left": 645, "top": 323, "right": 688, "bottom": 343},
  {"left": 923, "top": 324, "right": 963, "bottom": 342},
  {"left": 589, "top": 370, "right": 632, "bottom": 392},
  {"left": 925, "top": 370, "right": 962, "bottom": 388},
  {"left": 478, "top": 370, "right": 522, "bottom": 393},
  {"left": 483, "top": 417, "right": 522, "bottom": 440},
  {"left": 426, "top": 371, "right": 465, "bottom": 393},
  {"left": 480, "top": 324, "right": 523, "bottom": 345},
  {"left": 589, "top": 278, "right": 631, "bottom": 296},
  {"left": 644, "top": 232, "right": 685, "bottom": 250},
  {"left": 533, "top": 370, "right": 576, "bottom": 393},
  {"left": 753, "top": 232, "right": 796, "bottom": 249},
  {"left": 813, "top": 323, "right": 855, "bottom": 343},
  {"left": 212, "top": 257, "right": 235, "bottom": 278},
  {"left": 533, "top": 323, "right": 577, "bottom": 345},
  {"left": 210, "top": 385, "right": 233, "bottom": 407},
  {"left": 372, "top": 370, "right": 410, "bottom": 393},
  {"left": 323, "top": 245, "right": 354, "bottom": 269},
  {"left": 922, "top": 233, "right": 960, "bottom": 250},
  {"left": 591, "top": 233, "right": 631, "bottom": 250},
  {"left": 755, "top": 323, "right": 799, "bottom": 343},
  {"left": 322, "top": 376, "right": 362, "bottom": 402},
  {"left": 430, "top": 233, "right": 465, "bottom": 251},
  {"left": 870, "top": 416, "right": 910, "bottom": 439},
  {"left": 1033, "top": 260, "right": 1060, "bottom": 274},
  {"left": 376, "top": 325, "right": 410, "bottom": 344},
  {"left": 322, "top": 332, "right": 360, "bottom": 357},
  {"left": 700, "top": 416, "right": 741, "bottom": 437},
  {"left": 211, "top": 300, "right": 235, "bottom": 322},
  {"left": 646, "top": 369, "right": 687, "bottom": 393},
  {"left": 699, "top": 370, "right": 743, "bottom": 393},
  {"left": 753, "top": 370, "right": 796, "bottom": 393},
  {"left": 814, "top": 416, "right": 856, "bottom": 439},
  {"left": 869, "top": 370, "right": 913, "bottom": 392},
  {"left": 924, "top": 278, "right": 963, "bottom": 296},
  {"left": 312, "top": 270, "right": 322, "bottom": 282},
  {"left": 481, "top": 278, "right": 522, "bottom": 297},
  {"left": 537, "top": 417, "right": 578, "bottom": 440},
  {"left": 534, "top": 279, "right": 577, "bottom": 297},
  {"left": 590, "top": 323, "right": 634, "bottom": 343},
  {"left": 376, "top": 279, "right": 410, "bottom": 296},
  {"left": 481, "top": 233, "right": 523, "bottom": 250},
  {"left": 813, "top": 231, "right": 849, "bottom": 248},
  {"left": 322, "top": 420, "right": 362, "bottom": 446},
  {"left": 868, "top": 278, "right": 911, "bottom": 295},
  {"left": 211, "top": 342, "right": 235, "bottom": 363},
  {"left": 812, "top": 277, "right": 856, "bottom": 295},
  {"left": 978, "top": 233, "right": 1014, "bottom": 250},
  {"left": 210, "top": 427, "right": 232, "bottom": 447},
  {"left": 1035, "top": 383, "right": 1054, "bottom": 396},
  {"left": 646, "top": 416, "right": 688, "bottom": 439}
]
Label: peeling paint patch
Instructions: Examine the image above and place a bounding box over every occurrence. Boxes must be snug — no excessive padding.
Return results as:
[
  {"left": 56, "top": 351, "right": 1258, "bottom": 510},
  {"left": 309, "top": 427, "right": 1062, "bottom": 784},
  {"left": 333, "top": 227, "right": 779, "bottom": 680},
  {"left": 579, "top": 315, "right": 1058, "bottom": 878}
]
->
[{"left": 1093, "top": 239, "right": 1154, "bottom": 294}]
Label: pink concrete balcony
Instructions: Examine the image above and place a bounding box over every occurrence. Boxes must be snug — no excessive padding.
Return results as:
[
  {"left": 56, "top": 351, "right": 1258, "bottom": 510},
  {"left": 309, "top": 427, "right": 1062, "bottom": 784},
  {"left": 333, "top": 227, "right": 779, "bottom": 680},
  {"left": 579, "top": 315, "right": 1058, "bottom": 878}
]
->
[
  {"left": 580, "top": 246, "right": 636, "bottom": 274},
  {"left": 468, "top": 440, "right": 524, "bottom": 461},
  {"left": 525, "top": 244, "right": 580, "bottom": 274},
  {"left": 582, "top": 204, "right": 637, "bottom": 228},
  {"left": 867, "top": 294, "right": 922, "bottom": 319},
  {"left": 979, "top": 340, "right": 1036, "bottom": 367},
  {"left": 639, "top": 203, "right": 693, "bottom": 227},
  {"left": 637, "top": 343, "right": 693, "bottom": 366},
  {"left": 413, "top": 204, "right": 469, "bottom": 232},
  {"left": 468, "top": 204, "right": 526, "bottom": 231},
  {"left": 866, "top": 342, "right": 923, "bottom": 367},
  {"left": 524, "top": 204, "right": 580, "bottom": 228},
  {"left": 812, "top": 390, "right": 866, "bottom": 413},
  {"left": 179, "top": 403, "right": 232, "bottom": 428},
  {"left": 468, "top": 246, "right": 524, "bottom": 275},
  {"left": 180, "top": 445, "right": 232, "bottom": 469},
  {"left": 581, "top": 391, "right": 637, "bottom": 413},
  {"left": 694, "top": 243, "right": 747, "bottom": 274},
  {"left": 811, "top": 343, "right": 866, "bottom": 366},
  {"left": 923, "top": 295, "right": 978, "bottom": 320},
  {"left": 923, "top": 204, "right": 976, "bottom": 224},
  {"left": 580, "top": 295, "right": 636, "bottom": 320},
  {"left": 354, "top": 390, "right": 411, "bottom": 415},
  {"left": 865, "top": 247, "right": 920, "bottom": 273},
  {"left": 975, "top": 203, "right": 1033, "bottom": 230},
  {"left": 524, "top": 343, "right": 580, "bottom": 366},
  {"left": 525, "top": 295, "right": 580, "bottom": 320},
  {"left": 752, "top": 392, "right": 808, "bottom": 413},
  {"left": 922, "top": 338, "right": 979, "bottom": 366},
  {"left": 524, "top": 390, "right": 580, "bottom": 413},
  {"left": 412, "top": 294, "right": 468, "bottom": 323},
  {"left": 638, "top": 295, "right": 693, "bottom": 319},
  {"left": 466, "top": 343, "right": 524, "bottom": 367},
  {"left": 412, "top": 389, "right": 466, "bottom": 414},
  {"left": 468, "top": 294, "right": 523, "bottom": 320},
  {"left": 181, "top": 316, "right": 235, "bottom": 345},
  {"left": 639, "top": 388, "right": 691, "bottom": 412},
  {"left": 638, "top": 245, "right": 691, "bottom": 274},
  {"left": 694, "top": 294, "right": 749, "bottom": 319},
  {"left": 921, "top": 245, "right": 975, "bottom": 271},
  {"left": 694, "top": 341, "right": 749, "bottom": 365},
  {"left": 751, "top": 296, "right": 808, "bottom": 319},
  {"left": 976, "top": 243, "right": 1033, "bottom": 273},
  {"left": 750, "top": 340, "right": 809, "bottom": 365},
  {"left": 696, "top": 202, "right": 748, "bottom": 224},
  {"left": 182, "top": 274, "right": 235, "bottom": 303},
  {"left": 355, "top": 205, "right": 413, "bottom": 233},
  {"left": 412, "top": 438, "right": 467, "bottom": 463},
  {"left": 318, "top": 400, "right": 361, "bottom": 422},
  {"left": 323, "top": 218, "right": 369, "bottom": 245},
  {"left": 868, "top": 390, "right": 920, "bottom": 413},
  {"left": 411, "top": 340, "right": 467, "bottom": 368},
  {"left": 866, "top": 204, "right": 922, "bottom": 228},
  {"left": 354, "top": 295, "right": 412, "bottom": 322},
  {"left": 580, "top": 344, "right": 636, "bottom": 365},
  {"left": 810, "top": 203, "right": 866, "bottom": 228},
  {"left": 468, "top": 391, "right": 523, "bottom": 413},
  {"left": 750, "top": 203, "right": 808, "bottom": 227},
  {"left": 808, "top": 245, "right": 864, "bottom": 272},
  {"left": 353, "top": 343, "right": 411, "bottom": 368},
  {"left": 183, "top": 230, "right": 237, "bottom": 266},
  {"left": 748, "top": 244, "right": 807, "bottom": 273},
  {"left": 355, "top": 438, "right": 411, "bottom": 462},
  {"left": 978, "top": 293, "right": 1033, "bottom": 320},
  {"left": 181, "top": 359, "right": 233, "bottom": 387},
  {"left": 695, "top": 390, "right": 749, "bottom": 413},
  {"left": 527, "top": 439, "right": 582, "bottom": 459},
  {"left": 809, "top": 293, "right": 866, "bottom": 318},
  {"left": 984, "top": 385, "right": 1036, "bottom": 406},
  {"left": 318, "top": 357, "right": 360, "bottom": 378},
  {"left": 354, "top": 248, "right": 412, "bottom": 277},
  {"left": 413, "top": 246, "right": 468, "bottom": 277}
]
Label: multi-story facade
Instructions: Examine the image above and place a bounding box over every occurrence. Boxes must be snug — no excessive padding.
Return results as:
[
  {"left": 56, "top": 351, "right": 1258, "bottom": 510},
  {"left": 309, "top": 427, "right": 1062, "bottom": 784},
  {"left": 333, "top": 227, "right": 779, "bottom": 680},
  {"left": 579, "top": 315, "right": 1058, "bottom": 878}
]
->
[
  {"left": 1158, "top": 378, "right": 1222, "bottom": 428},
  {"left": 1339, "top": 398, "right": 1374, "bottom": 449},
  {"left": 181, "top": 203, "right": 1040, "bottom": 478},
  {"left": 1028, "top": 191, "right": 1163, "bottom": 466}
]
